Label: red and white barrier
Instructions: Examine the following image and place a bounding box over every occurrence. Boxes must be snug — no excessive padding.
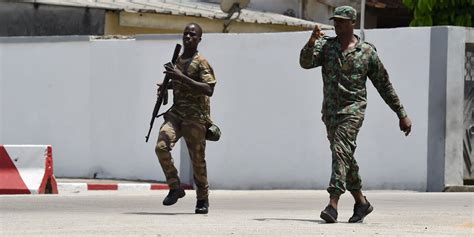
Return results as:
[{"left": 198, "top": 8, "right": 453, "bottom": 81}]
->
[
  {"left": 58, "top": 182, "right": 193, "bottom": 192},
  {"left": 0, "top": 145, "right": 58, "bottom": 194}
]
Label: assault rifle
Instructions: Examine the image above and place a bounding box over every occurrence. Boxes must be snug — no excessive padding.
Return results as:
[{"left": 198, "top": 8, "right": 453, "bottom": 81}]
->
[{"left": 145, "top": 44, "right": 182, "bottom": 142}]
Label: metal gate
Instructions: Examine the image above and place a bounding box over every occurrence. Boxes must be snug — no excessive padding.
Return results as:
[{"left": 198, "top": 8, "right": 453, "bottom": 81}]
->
[{"left": 464, "top": 43, "right": 474, "bottom": 184}]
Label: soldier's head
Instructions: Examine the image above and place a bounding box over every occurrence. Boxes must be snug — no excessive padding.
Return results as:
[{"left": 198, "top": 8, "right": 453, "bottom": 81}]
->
[
  {"left": 182, "top": 23, "right": 203, "bottom": 51},
  {"left": 330, "top": 6, "right": 357, "bottom": 37}
]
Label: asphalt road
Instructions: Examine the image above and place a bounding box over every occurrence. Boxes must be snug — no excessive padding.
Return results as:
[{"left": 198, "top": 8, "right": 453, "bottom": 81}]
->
[{"left": 0, "top": 190, "right": 472, "bottom": 236}]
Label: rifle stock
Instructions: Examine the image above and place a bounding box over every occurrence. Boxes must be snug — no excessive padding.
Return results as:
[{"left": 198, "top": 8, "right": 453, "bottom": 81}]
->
[{"left": 145, "top": 43, "right": 182, "bottom": 142}]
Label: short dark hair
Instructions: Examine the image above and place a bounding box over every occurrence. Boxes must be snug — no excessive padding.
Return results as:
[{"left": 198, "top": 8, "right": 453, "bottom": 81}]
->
[{"left": 185, "top": 23, "right": 203, "bottom": 37}]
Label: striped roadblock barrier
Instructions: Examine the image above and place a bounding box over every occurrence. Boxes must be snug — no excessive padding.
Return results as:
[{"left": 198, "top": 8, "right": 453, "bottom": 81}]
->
[
  {"left": 0, "top": 145, "right": 58, "bottom": 194},
  {"left": 58, "top": 182, "right": 193, "bottom": 192}
]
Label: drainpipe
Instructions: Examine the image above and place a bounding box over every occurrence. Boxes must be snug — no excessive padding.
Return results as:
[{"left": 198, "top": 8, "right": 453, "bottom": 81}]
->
[{"left": 360, "top": 0, "right": 366, "bottom": 41}]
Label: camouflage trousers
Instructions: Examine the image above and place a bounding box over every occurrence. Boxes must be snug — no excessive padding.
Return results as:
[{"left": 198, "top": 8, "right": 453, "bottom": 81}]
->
[
  {"left": 155, "top": 113, "right": 209, "bottom": 200},
  {"left": 324, "top": 115, "right": 364, "bottom": 198}
]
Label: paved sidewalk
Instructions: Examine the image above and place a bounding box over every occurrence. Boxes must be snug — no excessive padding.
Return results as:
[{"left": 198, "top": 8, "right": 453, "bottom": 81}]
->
[{"left": 1, "top": 190, "right": 472, "bottom": 236}]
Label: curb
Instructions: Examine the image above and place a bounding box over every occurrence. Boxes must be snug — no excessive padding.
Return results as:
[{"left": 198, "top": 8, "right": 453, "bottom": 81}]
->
[{"left": 58, "top": 183, "right": 193, "bottom": 192}]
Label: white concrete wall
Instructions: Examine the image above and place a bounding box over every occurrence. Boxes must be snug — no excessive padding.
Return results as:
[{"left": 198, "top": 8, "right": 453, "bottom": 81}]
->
[
  {"left": 201, "top": 28, "right": 431, "bottom": 190},
  {"left": 355, "top": 28, "right": 431, "bottom": 190},
  {"left": 0, "top": 27, "right": 447, "bottom": 190},
  {"left": 0, "top": 36, "right": 184, "bottom": 181},
  {"left": 1, "top": 38, "right": 94, "bottom": 178}
]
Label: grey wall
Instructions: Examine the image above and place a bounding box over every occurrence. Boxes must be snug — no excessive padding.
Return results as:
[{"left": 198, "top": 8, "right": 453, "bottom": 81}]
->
[
  {"left": 427, "top": 27, "right": 448, "bottom": 191},
  {"left": 427, "top": 27, "right": 471, "bottom": 191},
  {"left": 0, "top": 27, "right": 468, "bottom": 190},
  {"left": 444, "top": 27, "right": 466, "bottom": 188},
  {"left": 0, "top": 2, "right": 105, "bottom": 36}
]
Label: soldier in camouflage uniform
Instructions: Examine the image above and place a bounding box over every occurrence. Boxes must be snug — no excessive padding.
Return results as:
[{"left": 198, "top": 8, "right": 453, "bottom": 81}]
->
[
  {"left": 300, "top": 6, "right": 412, "bottom": 223},
  {"left": 157, "top": 23, "right": 216, "bottom": 214}
]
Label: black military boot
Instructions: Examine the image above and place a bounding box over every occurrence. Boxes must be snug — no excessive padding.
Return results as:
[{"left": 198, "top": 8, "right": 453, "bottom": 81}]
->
[
  {"left": 162, "top": 188, "right": 185, "bottom": 206},
  {"left": 348, "top": 196, "right": 374, "bottom": 223},
  {"left": 195, "top": 199, "right": 209, "bottom": 214},
  {"left": 320, "top": 205, "right": 338, "bottom": 223}
]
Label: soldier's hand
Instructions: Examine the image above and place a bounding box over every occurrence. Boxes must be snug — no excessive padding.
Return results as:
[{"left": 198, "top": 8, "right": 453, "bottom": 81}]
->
[
  {"left": 311, "top": 24, "right": 325, "bottom": 39},
  {"left": 308, "top": 24, "right": 325, "bottom": 47},
  {"left": 163, "top": 65, "right": 185, "bottom": 81},
  {"left": 399, "top": 116, "right": 412, "bottom": 136}
]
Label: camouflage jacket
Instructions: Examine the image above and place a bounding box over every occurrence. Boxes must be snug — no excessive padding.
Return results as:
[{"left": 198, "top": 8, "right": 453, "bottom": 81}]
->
[
  {"left": 300, "top": 35, "right": 407, "bottom": 121},
  {"left": 169, "top": 52, "right": 216, "bottom": 124}
]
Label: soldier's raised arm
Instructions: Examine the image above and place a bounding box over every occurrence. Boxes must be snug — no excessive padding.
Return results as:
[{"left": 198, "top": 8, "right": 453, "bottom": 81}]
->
[{"left": 300, "top": 24, "right": 326, "bottom": 69}]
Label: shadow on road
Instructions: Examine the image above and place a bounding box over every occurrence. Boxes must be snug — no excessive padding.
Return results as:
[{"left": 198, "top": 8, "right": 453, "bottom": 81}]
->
[
  {"left": 124, "top": 212, "right": 196, "bottom": 216},
  {"left": 254, "top": 218, "right": 327, "bottom": 224}
]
